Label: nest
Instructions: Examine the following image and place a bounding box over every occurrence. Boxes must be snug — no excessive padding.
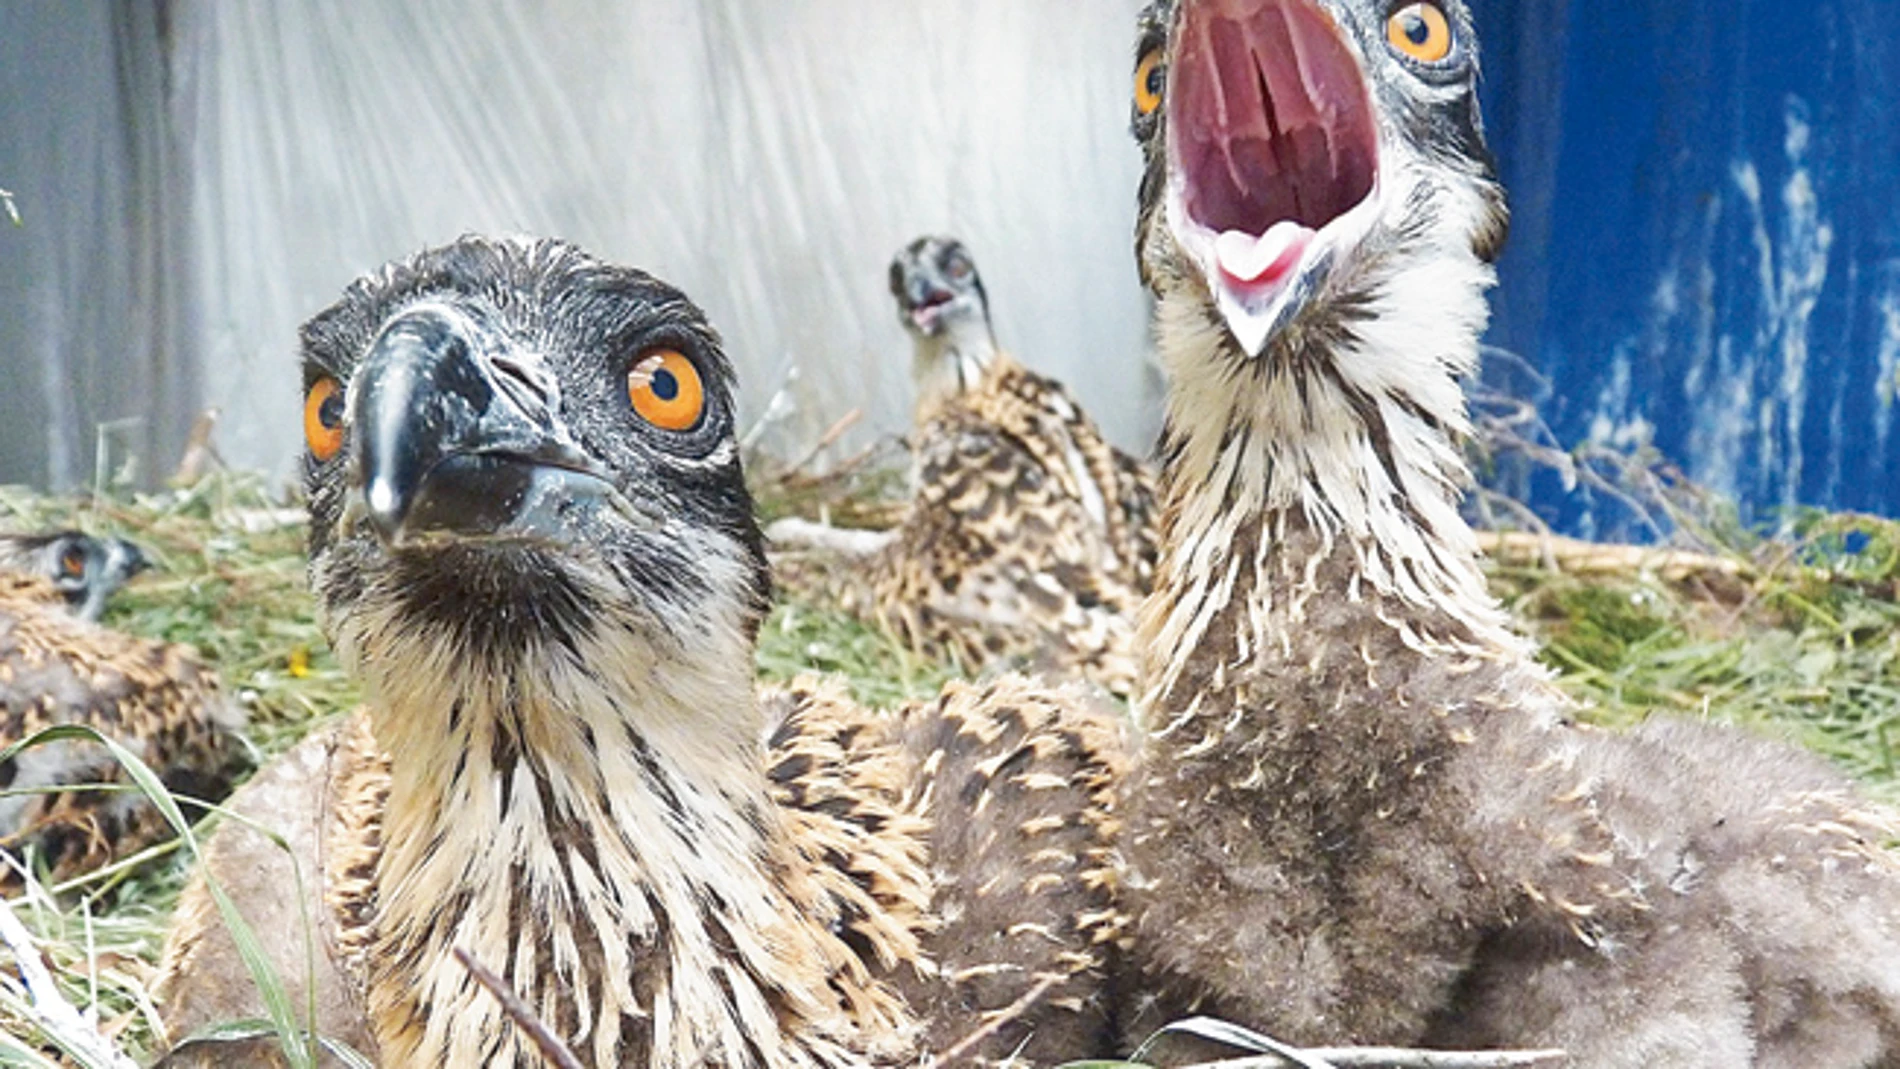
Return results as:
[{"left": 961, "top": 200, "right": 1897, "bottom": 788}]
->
[{"left": 0, "top": 464, "right": 1895, "bottom": 1065}]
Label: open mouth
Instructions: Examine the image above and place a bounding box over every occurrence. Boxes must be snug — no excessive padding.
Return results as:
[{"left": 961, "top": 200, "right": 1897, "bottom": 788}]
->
[
  {"left": 907, "top": 289, "right": 956, "bottom": 333},
  {"left": 1166, "top": 0, "right": 1381, "bottom": 354}
]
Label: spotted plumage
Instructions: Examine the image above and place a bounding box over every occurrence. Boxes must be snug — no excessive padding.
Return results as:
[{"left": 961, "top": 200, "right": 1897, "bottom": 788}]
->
[
  {"left": 1119, "top": 1, "right": 1900, "bottom": 1064},
  {"left": 0, "top": 573, "right": 244, "bottom": 888},
  {"left": 776, "top": 237, "right": 1155, "bottom": 697},
  {"left": 154, "top": 237, "right": 1125, "bottom": 1068},
  {"left": 0, "top": 530, "right": 151, "bottom": 622}
]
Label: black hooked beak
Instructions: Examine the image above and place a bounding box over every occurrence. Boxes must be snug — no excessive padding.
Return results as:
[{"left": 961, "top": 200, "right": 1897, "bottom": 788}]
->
[
  {"left": 349, "top": 304, "right": 617, "bottom": 546},
  {"left": 115, "top": 541, "right": 152, "bottom": 579}
]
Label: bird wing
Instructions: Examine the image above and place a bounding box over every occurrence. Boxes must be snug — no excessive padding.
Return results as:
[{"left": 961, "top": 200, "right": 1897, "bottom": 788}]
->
[
  {"left": 762, "top": 675, "right": 932, "bottom": 1029},
  {"left": 866, "top": 359, "right": 1147, "bottom": 693},
  {"left": 760, "top": 672, "right": 1131, "bottom": 1066},
  {"left": 887, "top": 674, "right": 1132, "bottom": 1065},
  {"left": 973, "top": 355, "right": 1158, "bottom": 589},
  {"left": 0, "top": 575, "right": 243, "bottom": 885}
]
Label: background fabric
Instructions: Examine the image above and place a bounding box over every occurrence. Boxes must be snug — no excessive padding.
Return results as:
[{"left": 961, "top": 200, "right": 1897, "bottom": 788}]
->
[{"left": 2, "top": 0, "right": 1896, "bottom": 536}]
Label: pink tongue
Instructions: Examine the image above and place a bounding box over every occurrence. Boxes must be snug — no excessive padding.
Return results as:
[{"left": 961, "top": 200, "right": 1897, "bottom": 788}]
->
[{"left": 1215, "top": 223, "right": 1311, "bottom": 285}]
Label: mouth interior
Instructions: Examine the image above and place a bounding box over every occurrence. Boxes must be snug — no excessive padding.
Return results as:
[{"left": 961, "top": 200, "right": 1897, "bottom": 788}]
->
[
  {"left": 914, "top": 290, "right": 953, "bottom": 313},
  {"left": 1170, "top": 0, "right": 1378, "bottom": 242}
]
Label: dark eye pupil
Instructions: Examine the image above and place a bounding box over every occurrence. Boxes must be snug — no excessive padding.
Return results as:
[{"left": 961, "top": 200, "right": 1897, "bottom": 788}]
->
[
  {"left": 1403, "top": 13, "right": 1431, "bottom": 45},
  {"left": 651, "top": 368, "right": 680, "bottom": 402},
  {"left": 1146, "top": 65, "right": 1164, "bottom": 96},
  {"left": 318, "top": 392, "right": 345, "bottom": 429}
]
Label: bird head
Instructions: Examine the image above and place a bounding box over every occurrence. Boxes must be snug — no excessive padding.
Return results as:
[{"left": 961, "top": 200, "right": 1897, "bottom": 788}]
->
[
  {"left": 299, "top": 238, "right": 768, "bottom": 691},
  {"left": 1131, "top": 0, "right": 1506, "bottom": 358},
  {"left": 889, "top": 235, "right": 992, "bottom": 342},
  {"left": 0, "top": 531, "right": 150, "bottom": 622}
]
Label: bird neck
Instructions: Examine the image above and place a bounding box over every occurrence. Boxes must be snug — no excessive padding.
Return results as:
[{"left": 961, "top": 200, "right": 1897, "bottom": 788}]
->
[
  {"left": 1139, "top": 258, "right": 1535, "bottom": 734},
  {"left": 910, "top": 317, "right": 999, "bottom": 421},
  {"left": 348, "top": 618, "right": 869, "bottom": 1068}
]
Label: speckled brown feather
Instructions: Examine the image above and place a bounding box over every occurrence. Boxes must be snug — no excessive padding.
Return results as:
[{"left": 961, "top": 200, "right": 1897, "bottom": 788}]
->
[
  {"left": 885, "top": 675, "right": 1131, "bottom": 1065},
  {"left": 157, "top": 237, "right": 1134, "bottom": 1067},
  {"left": 159, "top": 677, "right": 1131, "bottom": 1068},
  {"left": 845, "top": 355, "right": 1156, "bottom": 696},
  {"left": 0, "top": 574, "right": 244, "bottom": 888}
]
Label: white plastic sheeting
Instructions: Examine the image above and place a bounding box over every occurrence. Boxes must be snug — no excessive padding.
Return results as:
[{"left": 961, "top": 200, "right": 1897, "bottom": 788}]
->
[
  {"left": 0, "top": 3, "right": 190, "bottom": 492},
  {"left": 137, "top": 0, "right": 1153, "bottom": 484}
]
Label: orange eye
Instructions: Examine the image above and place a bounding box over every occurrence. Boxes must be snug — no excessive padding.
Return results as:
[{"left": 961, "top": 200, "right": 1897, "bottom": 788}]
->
[
  {"left": 1387, "top": 3, "right": 1453, "bottom": 63},
  {"left": 304, "top": 376, "right": 346, "bottom": 461},
  {"left": 1134, "top": 49, "right": 1165, "bottom": 116},
  {"left": 59, "top": 548, "right": 85, "bottom": 578},
  {"left": 628, "top": 350, "right": 705, "bottom": 432}
]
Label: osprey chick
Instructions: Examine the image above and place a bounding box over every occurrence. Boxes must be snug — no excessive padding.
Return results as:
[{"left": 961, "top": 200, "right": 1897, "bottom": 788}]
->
[
  {"left": 779, "top": 237, "right": 1156, "bottom": 697},
  {"left": 1120, "top": 1, "right": 1900, "bottom": 1065},
  {"left": 0, "top": 530, "right": 151, "bottom": 622},
  {"left": 156, "top": 237, "right": 1126, "bottom": 1068},
  {"left": 0, "top": 573, "right": 243, "bottom": 887}
]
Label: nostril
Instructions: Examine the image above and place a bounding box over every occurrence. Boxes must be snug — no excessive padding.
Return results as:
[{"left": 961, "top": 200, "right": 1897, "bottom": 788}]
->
[{"left": 489, "top": 354, "right": 555, "bottom": 412}]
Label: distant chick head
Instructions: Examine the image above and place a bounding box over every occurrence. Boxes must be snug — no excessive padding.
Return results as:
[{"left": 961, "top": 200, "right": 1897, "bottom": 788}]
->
[{"left": 888, "top": 236, "right": 992, "bottom": 341}]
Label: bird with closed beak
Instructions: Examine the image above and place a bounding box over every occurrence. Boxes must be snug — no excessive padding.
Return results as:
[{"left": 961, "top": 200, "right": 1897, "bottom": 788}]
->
[{"left": 155, "top": 237, "right": 1128, "bottom": 1069}]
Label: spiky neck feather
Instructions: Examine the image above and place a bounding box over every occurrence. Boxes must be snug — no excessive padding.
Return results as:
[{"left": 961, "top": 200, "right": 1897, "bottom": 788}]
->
[
  {"left": 909, "top": 315, "right": 999, "bottom": 422},
  {"left": 329, "top": 585, "right": 878, "bottom": 1068},
  {"left": 1139, "top": 225, "right": 1534, "bottom": 725}
]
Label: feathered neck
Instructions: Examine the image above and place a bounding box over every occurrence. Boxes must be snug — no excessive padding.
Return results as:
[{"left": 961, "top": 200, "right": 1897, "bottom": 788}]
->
[
  {"left": 333, "top": 596, "right": 875, "bottom": 1068},
  {"left": 1140, "top": 238, "right": 1532, "bottom": 718},
  {"left": 909, "top": 315, "right": 998, "bottom": 422}
]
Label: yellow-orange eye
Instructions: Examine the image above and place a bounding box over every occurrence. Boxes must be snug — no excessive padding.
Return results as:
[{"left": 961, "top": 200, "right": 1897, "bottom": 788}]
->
[
  {"left": 1135, "top": 49, "right": 1165, "bottom": 116},
  {"left": 628, "top": 350, "right": 705, "bottom": 432},
  {"left": 1387, "top": 3, "right": 1453, "bottom": 63},
  {"left": 304, "top": 376, "right": 346, "bottom": 461},
  {"left": 59, "top": 547, "right": 85, "bottom": 578}
]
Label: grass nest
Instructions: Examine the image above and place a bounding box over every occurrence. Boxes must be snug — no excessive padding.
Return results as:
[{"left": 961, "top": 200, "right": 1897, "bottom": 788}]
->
[{"left": 0, "top": 470, "right": 1895, "bottom": 1065}]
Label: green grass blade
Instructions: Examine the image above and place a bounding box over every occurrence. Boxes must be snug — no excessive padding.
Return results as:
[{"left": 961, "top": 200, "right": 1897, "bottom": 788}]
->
[{"left": 0, "top": 725, "right": 314, "bottom": 1069}]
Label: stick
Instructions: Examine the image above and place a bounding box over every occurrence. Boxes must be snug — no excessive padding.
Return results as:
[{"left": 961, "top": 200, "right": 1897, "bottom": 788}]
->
[
  {"left": 1477, "top": 531, "right": 1745, "bottom": 583},
  {"left": 0, "top": 893, "right": 138, "bottom": 1068},
  {"left": 934, "top": 973, "right": 1062, "bottom": 1065},
  {"left": 1181, "top": 1049, "right": 1568, "bottom": 1069},
  {"left": 781, "top": 409, "right": 865, "bottom": 479},
  {"left": 779, "top": 438, "right": 891, "bottom": 493},
  {"left": 454, "top": 947, "right": 585, "bottom": 1069}
]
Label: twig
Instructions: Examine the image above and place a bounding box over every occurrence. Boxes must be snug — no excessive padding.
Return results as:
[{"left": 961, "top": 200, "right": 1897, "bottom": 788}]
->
[
  {"left": 1148, "top": 1017, "right": 1565, "bottom": 1069},
  {"left": 0, "top": 893, "right": 138, "bottom": 1068},
  {"left": 454, "top": 947, "right": 584, "bottom": 1069},
  {"left": 765, "top": 517, "right": 896, "bottom": 557},
  {"left": 934, "top": 973, "right": 1062, "bottom": 1065},
  {"left": 1477, "top": 531, "right": 1746, "bottom": 584},
  {"left": 1181, "top": 1049, "right": 1568, "bottom": 1068},
  {"left": 0, "top": 188, "right": 18, "bottom": 227},
  {"left": 782, "top": 409, "right": 864, "bottom": 479},
  {"left": 777, "top": 437, "right": 891, "bottom": 494}
]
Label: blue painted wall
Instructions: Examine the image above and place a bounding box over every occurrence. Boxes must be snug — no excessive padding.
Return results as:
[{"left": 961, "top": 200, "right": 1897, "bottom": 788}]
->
[{"left": 1471, "top": 0, "right": 1900, "bottom": 536}]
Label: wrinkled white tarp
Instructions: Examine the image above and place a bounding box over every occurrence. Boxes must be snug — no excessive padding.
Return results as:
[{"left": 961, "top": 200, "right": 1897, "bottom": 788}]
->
[{"left": 0, "top": 0, "right": 1159, "bottom": 489}]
